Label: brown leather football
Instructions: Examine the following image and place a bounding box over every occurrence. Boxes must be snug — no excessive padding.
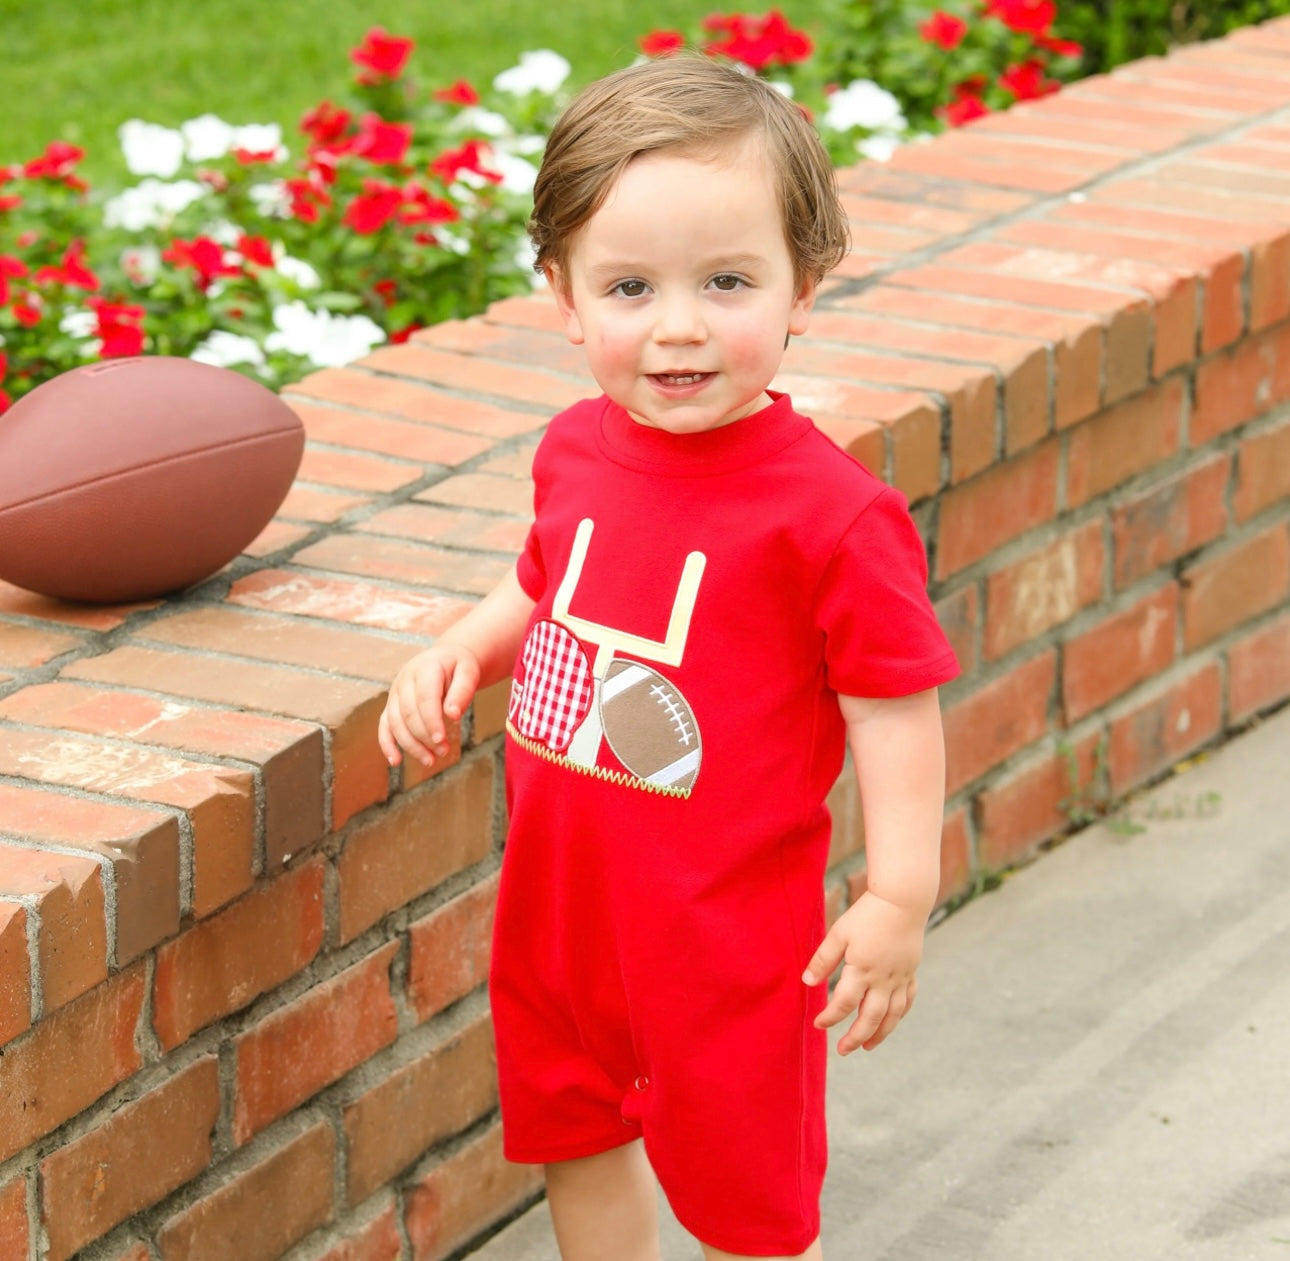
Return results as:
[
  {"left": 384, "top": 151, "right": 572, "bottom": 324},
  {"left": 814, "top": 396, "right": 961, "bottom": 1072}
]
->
[{"left": 0, "top": 356, "right": 304, "bottom": 603}]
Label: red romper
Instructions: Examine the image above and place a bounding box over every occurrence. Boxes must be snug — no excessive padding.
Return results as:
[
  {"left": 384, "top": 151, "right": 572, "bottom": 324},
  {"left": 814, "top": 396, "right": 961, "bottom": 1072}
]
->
[{"left": 491, "top": 393, "right": 958, "bottom": 1256}]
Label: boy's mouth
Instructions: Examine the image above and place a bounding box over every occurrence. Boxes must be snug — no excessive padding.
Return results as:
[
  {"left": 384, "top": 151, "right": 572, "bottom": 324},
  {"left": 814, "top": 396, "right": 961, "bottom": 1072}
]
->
[{"left": 651, "top": 372, "right": 712, "bottom": 387}]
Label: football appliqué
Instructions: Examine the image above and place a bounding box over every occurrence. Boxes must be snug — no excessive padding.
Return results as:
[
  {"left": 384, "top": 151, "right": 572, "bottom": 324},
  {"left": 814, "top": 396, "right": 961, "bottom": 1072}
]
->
[{"left": 598, "top": 659, "right": 702, "bottom": 793}]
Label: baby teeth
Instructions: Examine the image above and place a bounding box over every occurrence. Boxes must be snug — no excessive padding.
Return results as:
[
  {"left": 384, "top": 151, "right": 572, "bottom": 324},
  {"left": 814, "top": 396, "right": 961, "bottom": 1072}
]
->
[{"left": 662, "top": 373, "right": 701, "bottom": 384}]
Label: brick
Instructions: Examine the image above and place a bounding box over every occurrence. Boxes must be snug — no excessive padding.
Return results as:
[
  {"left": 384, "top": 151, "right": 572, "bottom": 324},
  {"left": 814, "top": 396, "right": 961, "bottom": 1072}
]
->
[
  {"left": 408, "top": 875, "right": 499, "bottom": 1022},
  {"left": 414, "top": 322, "right": 590, "bottom": 379},
  {"left": 358, "top": 503, "right": 531, "bottom": 555},
  {"left": 785, "top": 341, "right": 993, "bottom": 491},
  {"left": 1158, "top": 162, "right": 1290, "bottom": 203},
  {"left": 0, "top": 1179, "right": 27, "bottom": 1261},
  {"left": 1092, "top": 177, "right": 1290, "bottom": 226},
  {"left": 158, "top": 1122, "right": 334, "bottom": 1261},
  {"left": 985, "top": 521, "right": 1105, "bottom": 660},
  {"left": 277, "top": 484, "right": 373, "bottom": 523},
  {"left": 0, "top": 623, "right": 82, "bottom": 670},
  {"left": 1066, "top": 378, "right": 1184, "bottom": 508},
  {"left": 1111, "top": 454, "right": 1232, "bottom": 589},
  {"left": 938, "top": 809, "right": 972, "bottom": 905},
  {"left": 942, "top": 652, "right": 1056, "bottom": 794},
  {"left": 1192, "top": 335, "right": 1278, "bottom": 445},
  {"left": 924, "top": 129, "right": 1125, "bottom": 178},
  {"left": 295, "top": 534, "right": 511, "bottom": 597},
  {"left": 1250, "top": 234, "right": 1290, "bottom": 331},
  {"left": 0, "top": 781, "right": 180, "bottom": 965},
  {"left": 338, "top": 757, "right": 494, "bottom": 943},
  {"left": 0, "top": 843, "right": 106, "bottom": 1013},
  {"left": 344, "top": 1015, "right": 498, "bottom": 1206},
  {"left": 935, "top": 584, "right": 978, "bottom": 676},
  {"left": 1228, "top": 613, "right": 1290, "bottom": 723},
  {"left": 313, "top": 1203, "right": 403, "bottom": 1261},
  {"left": 0, "top": 580, "right": 154, "bottom": 631},
  {"left": 292, "top": 373, "right": 549, "bottom": 440},
  {"left": 838, "top": 164, "right": 1032, "bottom": 215},
  {"left": 297, "top": 446, "right": 423, "bottom": 494},
  {"left": 41, "top": 1057, "right": 220, "bottom": 1261},
  {"left": 1062, "top": 585, "right": 1179, "bottom": 722},
  {"left": 104, "top": 1246, "right": 150, "bottom": 1261},
  {"left": 230, "top": 570, "right": 472, "bottom": 638},
  {"left": 403, "top": 1123, "right": 541, "bottom": 1261},
  {"left": 885, "top": 142, "right": 1092, "bottom": 194},
  {"left": 0, "top": 902, "right": 30, "bottom": 1046},
  {"left": 0, "top": 725, "right": 254, "bottom": 921},
  {"left": 826, "top": 761, "right": 864, "bottom": 866},
  {"left": 935, "top": 440, "right": 1060, "bottom": 577},
  {"left": 245, "top": 518, "right": 312, "bottom": 559},
  {"left": 485, "top": 292, "right": 565, "bottom": 333},
  {"left": 845, "top": 286, "right": 1102, "bottom": 430},
  {"left": 967, "top": 104, "right": 1193, "bottom": 154},
  {"left": 1108, "top": 662, "right": 1223, "bottom": 795},
  {"left": 837, "top": 193, "right": 979, "bottom": 236},
  {"left": 0, "top": 686, "right": 321, "bottom": 878},
  {"left": 977, "top": 732, "right": 1104, "bottom": 869},
  {"left": 415, "top": 473, "right": 535, "bottom": 517},
  {"left": 1181, "top": 525, "right": 1290, "bottom": 650},
  {"left": 361, "top": 343, "right": 586, "bottom": 412},
  {"left": 0, "top": 966, "right": 145, "bottom": 1162},
  {"left": 152, "top": 859, "right": 325, "bottom": 1050},
  {"left": 470, "top": 678, "right": 511, "bottom": 745},
  {"left": 1235, "top": 419, "right": 1290, "bottom": 522},
  {"left": 293, "top": 402, "right": 494, "bottom": 466},
  {"left": 234, "top": 942, "right": 399, "bottom": 1143},
  {"left": 64, "top": 644, "right": 389, "bottom": 833}
]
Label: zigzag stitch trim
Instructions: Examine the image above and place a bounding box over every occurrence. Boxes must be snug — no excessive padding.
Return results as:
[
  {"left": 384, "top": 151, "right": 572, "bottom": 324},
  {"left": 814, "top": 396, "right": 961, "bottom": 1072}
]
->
[{"left": 506, "top": 721, "right": 692, "bottom": 799}]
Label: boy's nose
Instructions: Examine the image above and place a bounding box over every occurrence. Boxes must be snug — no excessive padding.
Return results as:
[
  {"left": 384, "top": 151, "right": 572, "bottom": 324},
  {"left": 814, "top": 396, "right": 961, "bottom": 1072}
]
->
[{"left": 652, "top": 295, "right": 706, "bottom": 345}]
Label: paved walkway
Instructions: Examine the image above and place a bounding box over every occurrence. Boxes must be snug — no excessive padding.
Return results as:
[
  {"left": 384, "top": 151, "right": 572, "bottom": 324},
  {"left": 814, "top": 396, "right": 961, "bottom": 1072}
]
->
[{"left": 470, "top": 706, "right": 1290, "bottom": 1260}]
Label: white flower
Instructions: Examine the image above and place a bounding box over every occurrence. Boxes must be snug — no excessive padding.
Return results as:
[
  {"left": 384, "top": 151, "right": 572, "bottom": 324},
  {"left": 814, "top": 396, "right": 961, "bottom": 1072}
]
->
[
  {"left": 486, "top": 151, "right": 538, "bottom": 195},
  {"left": 120, "top": 245, "right": 162, "bottom": 284},
  {"left": 858, "top": 133, "right": 903, "bottom": 162},
  {"left": 275, "top": 254, "right": 321, "bottom": 290},
  {"left": 493, "top": 50, "right": 570, "bottom": 96},
  {"left": 768, "top": 80, "right": 795, "bottom": 99},
  {"left": 248, "top": 180, "right": 290, "bottom": 217},
  {"left": 118, "top": 120, "right": 185, "bottom": 178},
  {"left": 454, "top": 107, "right": 511, "bottom": 137},
  {"left": 191, "top": 331, "right": 266, "bottom": 368},
  {"left": 182, "top": 114, "right": 238, "bottom": 161},
  {"left": 822, "top": 80, "right": 906, "bottom": 134},
  {"left": 230, "top": 123, "right": 284, "bottom": 159},
  {"left": 102, "top": 178, "right": 207, "bottom": 230},
  {"left": 264, "top": 301, "right": 385, "bottom": 367},
  {"left": 435, "top": 228, "right": 472, "bottom": 257},
  {"left": 59, "top": 310, "right": 97, "bottom": 338}
]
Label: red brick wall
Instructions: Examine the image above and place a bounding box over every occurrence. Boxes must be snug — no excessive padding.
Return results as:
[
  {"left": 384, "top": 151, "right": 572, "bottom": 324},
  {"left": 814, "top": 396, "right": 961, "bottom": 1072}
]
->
[{"left": 2, "top": 22, "right": 1289, "bottom": 1258}]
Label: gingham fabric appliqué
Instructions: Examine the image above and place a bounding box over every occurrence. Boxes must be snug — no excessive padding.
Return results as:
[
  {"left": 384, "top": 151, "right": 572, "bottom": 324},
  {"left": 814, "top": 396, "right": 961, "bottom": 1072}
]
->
[{"left": 509, "top": 619, "right": 594, "bottom": 752}]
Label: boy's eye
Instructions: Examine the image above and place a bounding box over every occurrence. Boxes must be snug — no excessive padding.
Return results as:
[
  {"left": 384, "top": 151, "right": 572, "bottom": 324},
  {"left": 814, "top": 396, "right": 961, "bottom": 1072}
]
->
[
  {"left": 612, "top": 279, "right": 648, "bottom": 298},
  {"left": 709, "top": 274, "right": 745, "bottom": 292}
]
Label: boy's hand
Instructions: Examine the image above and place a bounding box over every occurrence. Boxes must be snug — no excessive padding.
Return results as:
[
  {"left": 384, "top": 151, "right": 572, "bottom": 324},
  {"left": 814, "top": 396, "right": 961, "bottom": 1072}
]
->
[
  {"left": 378, "top": 643, "right": 482, "bottom": 769},
  {"left": 802, "top": 890, "right": 926, "bottom": 1055}
]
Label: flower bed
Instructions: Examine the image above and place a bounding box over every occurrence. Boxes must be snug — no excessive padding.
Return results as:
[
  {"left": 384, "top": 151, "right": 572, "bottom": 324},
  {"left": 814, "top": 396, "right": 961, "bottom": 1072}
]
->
[{"left": 0, "top": 7, "right": 1089, "bottom": 407}]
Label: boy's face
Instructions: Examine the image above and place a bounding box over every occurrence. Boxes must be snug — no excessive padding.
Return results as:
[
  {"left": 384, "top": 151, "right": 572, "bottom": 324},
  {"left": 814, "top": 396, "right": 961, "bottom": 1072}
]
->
[{"left": 547, "top": 136, "right": 816, "bottom": 435}]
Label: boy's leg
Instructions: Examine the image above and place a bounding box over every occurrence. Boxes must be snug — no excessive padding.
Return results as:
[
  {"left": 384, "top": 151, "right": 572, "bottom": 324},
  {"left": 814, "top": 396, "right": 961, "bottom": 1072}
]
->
[
  {"left": 701, "top": 1240, "right": 822, "bottom": 1261},
  {"left": 545, "top": 1139, "right": 661, "bottom": 1261}
]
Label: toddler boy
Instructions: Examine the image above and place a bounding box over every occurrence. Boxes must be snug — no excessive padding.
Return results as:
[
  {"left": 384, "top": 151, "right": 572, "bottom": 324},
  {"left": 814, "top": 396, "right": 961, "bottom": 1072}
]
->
[{"left": 379, "top": 54, "right": 958, "bottom": 1261}]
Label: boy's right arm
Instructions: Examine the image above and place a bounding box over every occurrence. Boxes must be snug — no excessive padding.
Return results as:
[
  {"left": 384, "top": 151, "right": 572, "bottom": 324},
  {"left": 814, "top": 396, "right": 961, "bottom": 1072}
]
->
[{"left": 378, "top": 564, "right": 537, "bottom": 769}]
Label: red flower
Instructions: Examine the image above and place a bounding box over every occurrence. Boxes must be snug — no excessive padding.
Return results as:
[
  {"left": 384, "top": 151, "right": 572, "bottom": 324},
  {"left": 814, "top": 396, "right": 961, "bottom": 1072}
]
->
[
  {"left": 919, "top": 10, "right": 968, "bottom": 49},
  {"left": 1035, "top": 31, "right": 1084, "bottom": 57},
  {"left": 0, "top": 254, "right": 28, "bottom": 306},
  {"left": 703, "top": 10, "right": 812, "bottom": 70},
  {"left": 352, "top": 114, "right": 414, "bottom": 165},
  {"left": 22, "top": 141, "right": 85, "bottom": 182},
  {"left": 351, "top": 27, "right": 415, "bottom": 84},
  {"left": 233, "top": 148, "right": 279, "bottom": 165},
  {"left": 34, "top": 240, "right": 99, "bottom": 292},
  {"left": 88, "top": 298, "right": 146, "bottom": 358},
  {"left": 237, "top": 234, "right": 275, "bottom": 268},
  {"left": 162, "top": 236, "right": 241, "bottom": 290},
  {"left": 374, "top": 278, "right": 398, "bottom": 306},
  {"left": 430, "top": 139, "right": 503, "bottom": 185},
  {"left": 284, "top": 176, "right": 333, "bottom": 223},
  {"left": 0, "top": 352, "right": 8, "bottom": 413},
  {"left": 301, "top": 101, "right": 353, "bottom": 149},
  {"left": 640, "top": 29, "right": 686, "bottom": 56},
  {"left": 433, "top": 79, "right": 480, "bottom": 106},
  {"left": 985, "top": 0, "right": 1057, "bottom": 35},
  {"left": 0, "top": 195, "right": 21, "bottom": 212},
  {"left": 940, "top": 81, "right": 991, "bottom": 126},
  {"left": 398, "top": 183, "right": 460, "bottom": 226},
  {"left": 12, "top": 298, "right": 41, "bottom": 327},
  {"left": 999, "top": 60, "right": 1060, "bottom": 100},
  {"left": 390, "top": 322, "right": 424, "bottom": 344},
  {"left": 344, "top": 179, "right": 404, "bottom": 233}
]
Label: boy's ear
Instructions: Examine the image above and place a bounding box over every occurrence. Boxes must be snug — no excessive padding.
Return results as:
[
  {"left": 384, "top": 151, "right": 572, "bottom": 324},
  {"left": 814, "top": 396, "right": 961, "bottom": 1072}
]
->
[
  {"left": 788, "top": 274, "right": 818, "bottom": 339},
  {"left": 545, "top": 265, "right": 585, "bottom": 345}
]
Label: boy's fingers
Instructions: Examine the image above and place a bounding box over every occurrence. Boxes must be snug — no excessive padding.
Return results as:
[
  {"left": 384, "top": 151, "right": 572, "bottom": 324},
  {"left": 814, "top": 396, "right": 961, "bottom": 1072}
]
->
[
  {"left": 385, "top": 701, "right": 436, "bottom": 767},
  {"left": 443, "top": 655, "right": 480, "bottom": 722},
  {"left": 814, "top": 967, "right": 865, "bottom": 1029},
  {"left": 377, "top": 710, "right": 403, "bottom": 766},
  {"left": 801, "top": 932, "right": 845, "bottom": 986},
  {"left": 838, "top": 988, "right": 891, "bottom": 1055}
]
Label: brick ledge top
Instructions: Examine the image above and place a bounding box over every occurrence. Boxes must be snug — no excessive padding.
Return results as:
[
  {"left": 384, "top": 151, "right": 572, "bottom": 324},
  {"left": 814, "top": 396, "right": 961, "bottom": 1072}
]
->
[{"left": 1, "top": 19, "right": 1289, "bottom": 1034}]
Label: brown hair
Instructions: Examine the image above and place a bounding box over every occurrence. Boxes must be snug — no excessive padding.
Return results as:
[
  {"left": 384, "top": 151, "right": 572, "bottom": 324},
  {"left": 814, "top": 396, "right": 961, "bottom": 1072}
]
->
[{"left": 529, "top": 55, "right": 850, "bottom": 289}]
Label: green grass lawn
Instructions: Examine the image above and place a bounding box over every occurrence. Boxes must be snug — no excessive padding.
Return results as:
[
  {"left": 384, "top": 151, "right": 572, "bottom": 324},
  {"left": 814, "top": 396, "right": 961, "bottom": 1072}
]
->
[{"left": 0, "top": 0, "right": 834, "bottom": 180}]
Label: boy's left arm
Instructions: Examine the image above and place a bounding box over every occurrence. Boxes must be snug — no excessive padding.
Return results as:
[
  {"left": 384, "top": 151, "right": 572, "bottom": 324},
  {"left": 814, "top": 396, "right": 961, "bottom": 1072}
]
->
[{"left": 802, "top": 687, "right": 946, "bottom": 1055}]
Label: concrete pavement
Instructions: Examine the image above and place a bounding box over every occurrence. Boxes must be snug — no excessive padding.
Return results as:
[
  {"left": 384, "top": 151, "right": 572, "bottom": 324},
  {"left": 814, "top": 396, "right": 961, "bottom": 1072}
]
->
[{"left": 469, "top": 705, "right": 1290, "bottom": 1260}]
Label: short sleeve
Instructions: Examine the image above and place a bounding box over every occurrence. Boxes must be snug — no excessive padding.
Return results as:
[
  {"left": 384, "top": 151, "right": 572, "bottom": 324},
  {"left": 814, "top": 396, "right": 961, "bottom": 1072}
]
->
[
  {"left": 515, "top": 522, "right": 545, "bottom": 601},
  {"left": 816, "top": 488, "right": 960, "bottom": 697}
]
